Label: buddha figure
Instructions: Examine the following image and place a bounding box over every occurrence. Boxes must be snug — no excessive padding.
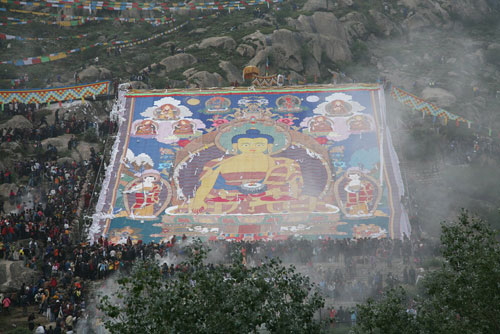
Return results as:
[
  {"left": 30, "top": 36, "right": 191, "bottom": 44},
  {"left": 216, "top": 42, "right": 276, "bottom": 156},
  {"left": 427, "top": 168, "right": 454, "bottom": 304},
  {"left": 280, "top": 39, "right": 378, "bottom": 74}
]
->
[
  {"left": 326, "top": 99, "right": 352, "bottom": 117},
  {"left": 173, "top": 119, "right": 195, "bottom": 135},
  {"left": 189, "top": 128, "right": 317, "bottom": 214},
  {"left": 135, "top": 120, "right": 157, "bottom": 135},
  {"left": 206, "top": 96, "right": 230, "bottom": 113},
  {"left": 309, "top": 116, "right": 333, "bottom": 133},
  {"left": 155, "top": 103, "right": 180, "bottom": 120},
  {"left": 276, "top": 95, "right": 301, "bottom": 113},
  {"left": 347, "top": 115, "right": 371, "bottom": 132}
]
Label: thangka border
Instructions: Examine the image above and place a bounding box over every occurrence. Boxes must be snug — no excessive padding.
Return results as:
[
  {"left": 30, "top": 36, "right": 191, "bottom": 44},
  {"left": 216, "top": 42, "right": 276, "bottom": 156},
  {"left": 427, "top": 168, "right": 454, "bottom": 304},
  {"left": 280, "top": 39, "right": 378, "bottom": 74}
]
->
[{"left": 0, "top": 81, "right": 110, "bottom": 104}]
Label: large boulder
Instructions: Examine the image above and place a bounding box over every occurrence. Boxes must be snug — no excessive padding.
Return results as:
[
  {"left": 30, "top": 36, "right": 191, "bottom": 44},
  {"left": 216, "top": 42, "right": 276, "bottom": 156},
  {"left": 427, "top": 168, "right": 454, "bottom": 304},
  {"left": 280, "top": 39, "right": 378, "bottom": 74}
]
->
[
  {"left": 0, "top": 260, "right": 37, "bottom": 292},
  {"left": 78, "top": 66, "right": 112, "bottom": 82},
  {"left": 187, "top": 71, "right": 224, "bottom": 88},
  {"left": 421, "top": 87, "right": 457, "bottom": 108},
  {"left": 400, "top": 0, "right": 449, "bottom": 18},
  {"left": 0, "top": 115, "right": 32, "bottom": 129},
  {"left": 270, "top": 29, "right": 304, "bottom": 72},
  {"left": 304, "top": 33, "right": 351, "bottom": 64},
  {"left": 236, "top": 44, "right": 256, "bottom": 58},
  {"left": 340, "top": 12, "right": 368, "bottom": 40},
  {"left": 71, "top": 141, "right": 95, "bottom": 161},
  {"left": 242, "top": 18, "right": 274, "bottom": 28},
  {"left": 289, "top": 12, "right": 351, "bottom": 63},
  {"left": 485, "top": 43, "right": 500, "bottom": 66},
  {"left": 402, "top": 1, "right": 449, "bottom": 32},
  {"left": 219, "top": 61, "right": 243, "bottom": 84},
  {"left": 304, "top": 58, "right": 321, "bottom": 79},
  {"left": 248, "top": 47, "right": 272, "bottom": 68},
  {"left": 42, "top": 134, "right": 72, "bottom": 152},
  {"left": 0, "top": 184, "right": 18, "bottom": 198},
  {"left": 440, "top": 0, "right": 493, "bottom": 22},
  {"left": 183, "top": 68, "right": 198, "bottom": 78},
  {"left": 159, "top": 53, "right": 197, "bottom": 72},
  {"left": 287, "top": 71, "right": 305, "bottom": 85},
  {"left": 248, "top": 46, "right": 298, "bottom": 73},
  {"left": 57, "top": 157, "right": 75, "bottom": 165},
  {"left": 368, "top": 10, "right": 403, "bottom": 36},
  {"left": 128, "top": 81, "right": 149, "bottom": 89},
  {"left": 190, "top": 28, "right": 207, "bottom": 34},
  {"left": 199, "top": 36, "right": 237, "bottom": 50},
  {"left": 302, "top": 0, "right": 329, "bottom": 11},
  {"left": 242, "top": 31, "right": 267, "bottom": 51},
  {"left": 0, "top": 141, "right": 22, "bottom": 153},
  {"left": 292, "top": 12, "right": 347, "bottom": 39}
]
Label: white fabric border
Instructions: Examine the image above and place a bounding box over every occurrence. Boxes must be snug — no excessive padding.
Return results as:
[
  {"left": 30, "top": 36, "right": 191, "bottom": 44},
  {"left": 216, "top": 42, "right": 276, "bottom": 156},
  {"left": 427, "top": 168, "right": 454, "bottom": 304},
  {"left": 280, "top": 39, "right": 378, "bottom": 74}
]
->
[
  {"left": 88, "top": 87, "right": 128, "bottom": 244},
  {"left": 378, "top": 87, "right": 411, "bottom": 238}
]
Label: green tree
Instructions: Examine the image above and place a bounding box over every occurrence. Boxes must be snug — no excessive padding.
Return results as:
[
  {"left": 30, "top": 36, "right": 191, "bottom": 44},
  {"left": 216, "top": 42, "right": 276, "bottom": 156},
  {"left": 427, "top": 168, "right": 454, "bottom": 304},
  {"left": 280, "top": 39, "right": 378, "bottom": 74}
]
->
[
  {"left": 352, "top": 287, "right": 420, "bottom": 334},
  {"left": 99, "top": 241, "right": 324, "bottom": 334},
  {"left": 353, "top": 211, "right": 500, "bottom": 333}
]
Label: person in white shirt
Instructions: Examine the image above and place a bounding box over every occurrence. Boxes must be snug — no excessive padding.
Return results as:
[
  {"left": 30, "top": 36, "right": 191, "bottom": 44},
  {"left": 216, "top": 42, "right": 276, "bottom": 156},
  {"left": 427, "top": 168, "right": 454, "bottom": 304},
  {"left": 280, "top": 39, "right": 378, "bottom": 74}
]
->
[{"left": 35, "top": 324, "right": 45, "bottom": 334}]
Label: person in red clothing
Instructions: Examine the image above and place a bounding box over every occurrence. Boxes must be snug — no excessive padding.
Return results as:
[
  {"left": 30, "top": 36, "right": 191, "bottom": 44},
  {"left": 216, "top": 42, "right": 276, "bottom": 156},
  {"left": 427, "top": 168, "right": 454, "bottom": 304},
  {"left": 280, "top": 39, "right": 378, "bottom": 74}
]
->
[
  {"left": 329, "top": 307, "right": 337, "bottom": 328},
  {"left": 2, "top": 295, "right": 12, "bottom": 314},
  {"left": 50, "top": 277, "right": 57, "bottom": 294}
]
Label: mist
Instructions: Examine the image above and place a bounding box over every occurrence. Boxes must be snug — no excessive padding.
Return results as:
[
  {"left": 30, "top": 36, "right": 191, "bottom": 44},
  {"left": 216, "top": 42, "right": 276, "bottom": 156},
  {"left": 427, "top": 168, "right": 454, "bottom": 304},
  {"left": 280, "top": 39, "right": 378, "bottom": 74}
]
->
[{"left": 337, "top": 11, "right": 500, "bottom": 233}]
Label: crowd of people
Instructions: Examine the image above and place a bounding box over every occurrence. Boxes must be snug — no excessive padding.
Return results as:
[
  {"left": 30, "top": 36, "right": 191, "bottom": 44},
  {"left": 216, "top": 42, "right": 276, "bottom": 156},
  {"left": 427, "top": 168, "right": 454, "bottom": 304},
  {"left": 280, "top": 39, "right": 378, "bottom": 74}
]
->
[
  {"left": 1, "top": 103, "right": 116, "bottom": 143},
  {"left": 443, "top": 134, "right": 500, "bottom": 165},
  {"left": 0, "top": 74, "right": 494, "bottom": 334},
  {"left": 208, "top": 236, "right": 437, "bottom": 304},
  {"left": 0, "top": 99, "right": 117, "bottom": 333}
]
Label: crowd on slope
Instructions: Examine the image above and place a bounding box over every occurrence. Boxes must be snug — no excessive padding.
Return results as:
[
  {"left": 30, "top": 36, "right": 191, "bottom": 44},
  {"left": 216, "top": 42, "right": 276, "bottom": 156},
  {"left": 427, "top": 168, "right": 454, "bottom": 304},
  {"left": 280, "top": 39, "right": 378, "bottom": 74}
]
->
[
  {"left": 443, "top": 135, "right": 500, "bottom": 165},
  {"left": 0, "top": 209, "right": 438, "bottom": 332},
  {"left": 1, "top": 102, "right": 116, "bottom": 143},
  {"left": 0, "top": 75, "right": 491, "bottom": 333},
  {"left": 0, "top": 102, "right": 116, "bottom": 333}
]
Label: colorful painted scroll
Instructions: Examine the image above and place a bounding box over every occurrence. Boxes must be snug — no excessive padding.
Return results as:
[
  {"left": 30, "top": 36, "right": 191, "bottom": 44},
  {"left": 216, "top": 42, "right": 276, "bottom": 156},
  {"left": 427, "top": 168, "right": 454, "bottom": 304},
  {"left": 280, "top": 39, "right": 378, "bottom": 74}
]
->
[
  {"left": 0, "top": 81, "right": 110, "bottom": 104},
  {"left": 90, "top": 84, "right": 410, "bottom": 244}
]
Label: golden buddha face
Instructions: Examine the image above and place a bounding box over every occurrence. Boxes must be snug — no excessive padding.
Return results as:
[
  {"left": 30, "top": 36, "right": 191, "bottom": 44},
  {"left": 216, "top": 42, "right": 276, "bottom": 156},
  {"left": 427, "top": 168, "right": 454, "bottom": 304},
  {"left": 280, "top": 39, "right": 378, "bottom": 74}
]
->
[{"left": 234, "top": 138, "right": 270, "bottom": 154}]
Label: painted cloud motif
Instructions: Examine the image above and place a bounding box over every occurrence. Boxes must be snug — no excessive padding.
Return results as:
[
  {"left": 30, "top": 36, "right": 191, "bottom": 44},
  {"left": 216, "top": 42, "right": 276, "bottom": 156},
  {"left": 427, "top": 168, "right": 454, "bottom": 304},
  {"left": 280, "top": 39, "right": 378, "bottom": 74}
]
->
[
  {"left": 313, "top": 92, "right": 366, "bottom": 116},
  {"left": 140, "top": 97, "right": 193, "bottom": 119}
]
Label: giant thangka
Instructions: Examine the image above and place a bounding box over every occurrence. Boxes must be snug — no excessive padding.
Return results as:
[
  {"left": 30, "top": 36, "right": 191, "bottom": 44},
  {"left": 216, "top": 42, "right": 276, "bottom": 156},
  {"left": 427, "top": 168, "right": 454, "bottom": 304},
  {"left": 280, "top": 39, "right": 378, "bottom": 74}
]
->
[{"left": 90, "top": 85, "right": 410, "bottom": 244}]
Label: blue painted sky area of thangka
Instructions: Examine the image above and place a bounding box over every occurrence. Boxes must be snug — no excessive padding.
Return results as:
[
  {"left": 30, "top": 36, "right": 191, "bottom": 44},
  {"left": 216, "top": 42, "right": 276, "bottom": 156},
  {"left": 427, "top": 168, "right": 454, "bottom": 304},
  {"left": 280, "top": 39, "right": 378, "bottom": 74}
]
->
[
  {"left": 128, "top": 90, "right": 380, "bottom": 167},
  {"left": 131, "top": 90, "right": 375, "bottom": 124}
]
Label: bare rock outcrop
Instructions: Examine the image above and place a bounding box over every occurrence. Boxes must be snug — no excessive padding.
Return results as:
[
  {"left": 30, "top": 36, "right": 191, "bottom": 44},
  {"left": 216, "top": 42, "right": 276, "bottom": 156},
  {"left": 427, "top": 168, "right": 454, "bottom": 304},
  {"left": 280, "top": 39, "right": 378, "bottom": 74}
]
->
[
  {"left": 302, "top": 0, "right": 329, "bottom": 11},
  {"left": 0, "top": 115, "right": 32, "bottom": 129},
  {"left": 199, "top": 36, "right": 237, "bottom": 50},
  {"left": 186, "top": 71, "right": 224, "bottom": 88},
  {"left": 421, "top": 87, "right": 457, "bottom": 108},
  {"left": 340, "top": 12, "right": 368, "bottom": 41},
  {"left": 159, "top": 54, "right": 197, "bottom": 72},
  {"left": 78, "top": 66, "right": 112, "bottom": 82},
  {"left": 219, "top": 61, "right": 243, "bottom": 84},
  {"left": 0, "top": 260, "right": 37, "bottom": 292},
  {"left": 236, "top": 44, "right": 255, "bottom": 58},
  {"left": 289, "top": 12, "right": 352, "bottom": 63},
  {"left": 42, "top": 134, "right": 72, "bottom": 152}
]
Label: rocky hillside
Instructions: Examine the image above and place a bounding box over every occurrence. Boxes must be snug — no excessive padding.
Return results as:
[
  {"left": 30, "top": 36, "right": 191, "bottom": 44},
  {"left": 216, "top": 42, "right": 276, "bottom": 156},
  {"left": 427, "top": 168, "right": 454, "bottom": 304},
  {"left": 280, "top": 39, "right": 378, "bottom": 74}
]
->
[
  {"left": 1, "top": 1, "right": 499, "bottom": 123},
  {"left": 1, "top": 0, "right": 500, "bottom": 228},
  {"left": 0, "top": 1, "right": 498, "bottom": 90}
]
